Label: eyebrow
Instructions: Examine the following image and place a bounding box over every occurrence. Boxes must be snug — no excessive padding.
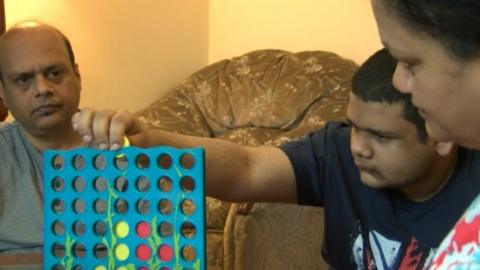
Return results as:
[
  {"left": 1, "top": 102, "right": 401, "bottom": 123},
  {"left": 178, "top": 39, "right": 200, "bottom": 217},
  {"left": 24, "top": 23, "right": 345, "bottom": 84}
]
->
[
  {"left": 382, "top": 41, "right": 416, "bottom": 61},
  {"left": 8, "top": 70, "right": 33, "bottom": 79},
  {"left": 382, "top": 42, "right": 400, "bottom": 57},
  {"left": 9, "top": 63, "right": 64, "bottom": 76},
  {"left": 44, "top": 64, "right": 64, "bottom": 73},
  {"left": 345, "top": 118, "right": 397, "bottom": 137}
]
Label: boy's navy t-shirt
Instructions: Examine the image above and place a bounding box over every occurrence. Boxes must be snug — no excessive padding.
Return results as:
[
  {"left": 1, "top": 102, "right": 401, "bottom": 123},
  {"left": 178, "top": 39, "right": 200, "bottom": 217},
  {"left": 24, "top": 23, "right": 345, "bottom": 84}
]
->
[{"left": 281, "top": 122, "right": 480, "bottom": 269}]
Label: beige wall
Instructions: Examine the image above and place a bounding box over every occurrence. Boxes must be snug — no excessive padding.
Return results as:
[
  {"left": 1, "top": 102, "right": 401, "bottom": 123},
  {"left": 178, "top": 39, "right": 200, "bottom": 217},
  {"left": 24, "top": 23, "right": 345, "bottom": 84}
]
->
[
  {"left": 3, "top": 0, "right": 380, "bottom": 121},
  {"left": 209, "top": 0, "right": 381, "bottom": 65},
  {"left": 5, "top": 0, "right": 209, "bottom": 112}
]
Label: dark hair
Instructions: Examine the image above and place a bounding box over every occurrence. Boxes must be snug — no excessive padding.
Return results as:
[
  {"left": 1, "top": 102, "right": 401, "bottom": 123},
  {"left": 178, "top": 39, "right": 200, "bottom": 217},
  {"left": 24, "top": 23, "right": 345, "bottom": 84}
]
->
[
  {"left": 381, "top": 0, "right": 480, "bottom": 60},
  {"left": 352, "top": 49, "right": 428, "bottom": 142}
]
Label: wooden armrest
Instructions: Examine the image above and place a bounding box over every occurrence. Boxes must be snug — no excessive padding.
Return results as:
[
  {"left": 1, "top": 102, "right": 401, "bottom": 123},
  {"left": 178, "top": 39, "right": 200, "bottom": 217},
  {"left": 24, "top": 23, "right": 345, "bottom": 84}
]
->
[
  {"left": 0, "top": 253, "right": 42, "bottom": 264},
  {"left": 0, "top": 98, "right": 7, "bottom": 122},
  {"left": 237, "top": 202, "right": 254, "bottom": 215}
]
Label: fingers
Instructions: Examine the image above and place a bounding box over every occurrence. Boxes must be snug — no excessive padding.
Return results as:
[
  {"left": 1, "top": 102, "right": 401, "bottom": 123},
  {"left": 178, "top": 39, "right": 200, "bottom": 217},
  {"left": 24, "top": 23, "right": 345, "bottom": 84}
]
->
[
  {"left": 72, "top": 108, "right": 140, "bottom": 150},
  {"left": 109, "top": 110, "right": 135, "bottom": 150},
  {"left": 91, "top": 109, "right": 116, "bottom": 150},
  {"left": 72, "top": 108, "right": 95, "bottom": 145}
]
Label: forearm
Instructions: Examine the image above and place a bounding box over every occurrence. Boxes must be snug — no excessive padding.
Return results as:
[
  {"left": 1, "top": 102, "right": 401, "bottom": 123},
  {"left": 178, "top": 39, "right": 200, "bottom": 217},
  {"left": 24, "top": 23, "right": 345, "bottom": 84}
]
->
[
  {"left": 133, "top": 128, "right": 297, "bottom": 203},
  {"left": 132, "top": 128, "right": 255, "bottom": 201}
]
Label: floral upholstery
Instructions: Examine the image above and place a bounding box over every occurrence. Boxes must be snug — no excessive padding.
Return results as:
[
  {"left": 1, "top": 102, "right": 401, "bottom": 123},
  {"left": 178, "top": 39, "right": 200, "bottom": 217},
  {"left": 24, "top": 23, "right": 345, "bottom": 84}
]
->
[{"left": 136, "top": 49, "right": 358, "bottom": 269}]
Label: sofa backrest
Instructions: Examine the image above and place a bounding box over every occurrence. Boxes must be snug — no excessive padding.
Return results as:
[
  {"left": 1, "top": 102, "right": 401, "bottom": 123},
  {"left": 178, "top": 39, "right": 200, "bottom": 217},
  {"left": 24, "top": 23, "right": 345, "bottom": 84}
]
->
[{"left": 138, "top": 49, "right": 358, "bottom": 144}]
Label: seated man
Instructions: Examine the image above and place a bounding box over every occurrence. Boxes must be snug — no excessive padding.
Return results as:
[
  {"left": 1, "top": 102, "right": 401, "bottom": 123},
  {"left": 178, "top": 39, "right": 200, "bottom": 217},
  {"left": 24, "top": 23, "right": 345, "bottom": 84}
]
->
[
  {"left": 75, "top": 49, "right": 480, "bottom": 269},
  {"left": 0, "top": 21, "right": 84, "bottom": 252}
]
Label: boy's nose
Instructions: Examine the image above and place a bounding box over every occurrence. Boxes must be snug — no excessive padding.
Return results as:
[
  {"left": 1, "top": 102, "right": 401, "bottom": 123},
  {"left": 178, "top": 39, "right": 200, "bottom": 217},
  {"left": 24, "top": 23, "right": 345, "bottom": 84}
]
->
[{"left": 351, "top": 133, "right": 373, "bottom": 159}]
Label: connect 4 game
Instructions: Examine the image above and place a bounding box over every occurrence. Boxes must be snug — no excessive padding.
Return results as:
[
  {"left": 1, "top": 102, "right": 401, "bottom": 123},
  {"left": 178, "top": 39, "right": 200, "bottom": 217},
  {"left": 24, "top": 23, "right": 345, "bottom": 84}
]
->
[{"left": 43, "top": 146, "right": 205, "bottom": 270}]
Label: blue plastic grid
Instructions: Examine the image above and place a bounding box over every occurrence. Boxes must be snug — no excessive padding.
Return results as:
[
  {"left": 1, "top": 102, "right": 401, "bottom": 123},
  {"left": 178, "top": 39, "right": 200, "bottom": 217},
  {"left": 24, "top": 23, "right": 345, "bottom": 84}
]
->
[{"left": 43, "top": 146, "right": 205, "bottom": 270}]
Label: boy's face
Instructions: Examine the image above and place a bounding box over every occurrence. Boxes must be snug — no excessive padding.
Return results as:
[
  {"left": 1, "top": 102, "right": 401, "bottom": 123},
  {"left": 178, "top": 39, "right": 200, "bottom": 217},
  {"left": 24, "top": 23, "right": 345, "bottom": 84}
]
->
[{"left": 346, "top": 93, "right": 438, "bottom": 191}]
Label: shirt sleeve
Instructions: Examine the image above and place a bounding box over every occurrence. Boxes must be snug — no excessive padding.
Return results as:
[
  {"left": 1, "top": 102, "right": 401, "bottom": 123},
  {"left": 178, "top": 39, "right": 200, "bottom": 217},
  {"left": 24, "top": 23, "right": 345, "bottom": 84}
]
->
[
  {"left": 280, "top": 122, "right": 350, "bottom": 207},
  {"left": 428, "top": 194, "right": 480, "bottom": 269}
]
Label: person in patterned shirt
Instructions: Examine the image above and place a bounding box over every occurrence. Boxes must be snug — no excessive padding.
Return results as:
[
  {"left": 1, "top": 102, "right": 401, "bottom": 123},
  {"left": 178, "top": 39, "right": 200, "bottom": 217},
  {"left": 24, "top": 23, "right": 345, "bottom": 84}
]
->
[{"left": 370, "top": 0, "right": 480, "bottom": 268}]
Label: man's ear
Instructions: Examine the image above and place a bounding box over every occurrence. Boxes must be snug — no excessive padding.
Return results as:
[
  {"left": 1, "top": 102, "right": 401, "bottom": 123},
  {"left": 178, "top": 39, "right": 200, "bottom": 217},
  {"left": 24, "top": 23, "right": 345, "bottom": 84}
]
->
[
  {"left": 435, "top": 141, "right": 456, "bottom": 157},
  {"left": 0, "top": 81, "right": 4, "bottom": 100},
  {"left": 74, "top": 63, "right": 81, "bottom": 80},
  {"left": 74, "top": 64, "right": 82, "bottom": 92}
]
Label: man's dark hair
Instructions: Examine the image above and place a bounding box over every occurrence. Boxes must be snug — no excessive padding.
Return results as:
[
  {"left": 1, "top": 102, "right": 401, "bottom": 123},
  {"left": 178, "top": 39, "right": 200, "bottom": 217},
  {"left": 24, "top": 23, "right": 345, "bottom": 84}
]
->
[
  {"left": 381, "top": 0, "right": 480, "bottom": 60},
  {"left": 352, "top": 48, "right": 428, "bottom": 142}
]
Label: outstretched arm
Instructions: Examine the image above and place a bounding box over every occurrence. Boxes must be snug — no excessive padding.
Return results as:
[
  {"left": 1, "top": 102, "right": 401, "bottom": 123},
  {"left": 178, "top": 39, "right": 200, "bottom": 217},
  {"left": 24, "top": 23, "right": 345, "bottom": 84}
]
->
[{"left": 72, "top": 108, "right": 298, "bottom": 203}]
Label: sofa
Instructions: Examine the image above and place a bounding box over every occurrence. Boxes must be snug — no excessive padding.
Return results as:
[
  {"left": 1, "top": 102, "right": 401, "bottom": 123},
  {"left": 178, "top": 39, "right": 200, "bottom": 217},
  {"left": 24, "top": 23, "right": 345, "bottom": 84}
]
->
[
  {"left": 0, "top": 99, "right": 7, "bottom": 122},
  {"left": 136, "top": 49, "right": 358, "bottom": 269}
]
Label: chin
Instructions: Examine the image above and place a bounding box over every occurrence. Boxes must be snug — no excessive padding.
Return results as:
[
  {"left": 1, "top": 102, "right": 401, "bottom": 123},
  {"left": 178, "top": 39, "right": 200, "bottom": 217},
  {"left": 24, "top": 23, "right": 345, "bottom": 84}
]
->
[
  {"left": 467, "top": 140, "right": 480, "bottom": 150},
  {"left": 360, "top": 173, "right": 386, "bottom": 189},
  {"left": 425, "top": 121, "right": 453, "bottom": 142},
  {"left": 447, "top": 126, "right": 480, "bottom": 149},
  {"left": 36, "top": 116, "right": 68, "bottom": 129}
]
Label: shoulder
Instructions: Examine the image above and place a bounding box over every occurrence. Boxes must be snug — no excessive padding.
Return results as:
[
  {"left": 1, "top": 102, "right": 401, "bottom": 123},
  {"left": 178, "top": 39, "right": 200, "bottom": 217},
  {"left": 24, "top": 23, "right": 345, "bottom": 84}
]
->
[
  {"left": 281, "top": 121, "right": 351, "bottom": 157},
  {"left": 0, "top": 122, "right": 26, "bottom": 151},
  {"left": 0, "top": 121, "right": 21, "bottom": 131},
  {"left": 0, "top": 122, "right": 22, "bottom": 158},
  {"left": 323, "top": 121, "right": 351, "bottom": 138},
  {"left": 307, "top": 121, "right": 351, "bottom": 147},
  {"left": 0, "top": 121, "right": 22, "bottom": 137}
]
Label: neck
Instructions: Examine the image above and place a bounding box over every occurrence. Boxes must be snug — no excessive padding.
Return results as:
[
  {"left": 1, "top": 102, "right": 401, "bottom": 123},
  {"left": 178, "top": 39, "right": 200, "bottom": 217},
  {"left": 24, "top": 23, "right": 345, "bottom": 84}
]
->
[
  {"left": 20, "top": 124, "right": 84, "bottom": 153},
  {"left": 400, "top": 151, "right": 458, "bottom": 202}
]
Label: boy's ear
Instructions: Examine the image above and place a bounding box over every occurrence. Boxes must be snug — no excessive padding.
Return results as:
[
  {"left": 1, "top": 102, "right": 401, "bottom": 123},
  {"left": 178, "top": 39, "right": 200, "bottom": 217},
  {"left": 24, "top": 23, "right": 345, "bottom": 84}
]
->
[{"left": 435, "top": 141, "right": 456, "bottom": 156}]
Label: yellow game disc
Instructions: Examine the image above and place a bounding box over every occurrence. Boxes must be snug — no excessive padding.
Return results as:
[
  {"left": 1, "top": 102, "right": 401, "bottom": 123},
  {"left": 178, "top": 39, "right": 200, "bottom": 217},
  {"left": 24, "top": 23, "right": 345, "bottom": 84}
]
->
[
  {"left": 114, "top": 221, "right": 129, "bottom": 238},
  {"left": 115, "top": 243, "right": 130, "bottom": 261},
  {"left": 94, "top": 266, "right": 107, "bottom": 270},
  {"left": 123, "top": 137, "right": 130, "bottom": 147},
  {"left": 115, "top": 137, "right": 130, "bottom": 159}
]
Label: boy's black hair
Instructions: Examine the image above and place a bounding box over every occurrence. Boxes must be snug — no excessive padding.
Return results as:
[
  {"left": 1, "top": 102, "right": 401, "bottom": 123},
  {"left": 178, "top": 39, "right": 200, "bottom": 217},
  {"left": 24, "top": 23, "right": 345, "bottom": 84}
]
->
[{"left": 352, "top": 49, "right": 428, "bottom": 142}]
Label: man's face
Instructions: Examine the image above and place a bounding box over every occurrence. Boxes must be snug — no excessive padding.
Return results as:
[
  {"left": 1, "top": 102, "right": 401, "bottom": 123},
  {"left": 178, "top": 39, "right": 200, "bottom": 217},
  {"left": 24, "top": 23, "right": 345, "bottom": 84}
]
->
[
  {"left": 371, "top": 0, "right": 480, "bottom": 149},
  {"left": 347, "top": 93, "right": 437, "bottom": 190},
  {"left": 0, "top": 27, "right": 81, "bottom": 135}
]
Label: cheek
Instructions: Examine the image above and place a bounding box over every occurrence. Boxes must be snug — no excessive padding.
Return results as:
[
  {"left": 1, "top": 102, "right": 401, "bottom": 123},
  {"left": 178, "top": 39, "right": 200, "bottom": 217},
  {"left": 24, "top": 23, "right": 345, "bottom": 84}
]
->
[
  {"left": 376, "top": 156, "right": 405, "bottom": 177},
  {"left": 414, "top": 67, "right": 455, "bottom": 106},
  {"left": 3, "top": 93, "right": 25, "bottom": 110},
  {"left": 61, "top": 83, "right": 81, "bottom": 102},
  {"left": 374, "top": 147, "right": 418, "bottom": 177},
  {"left": 425, "top": 121, "right": 453, "bottom": 142},
  {"left": 416, "top": 75, "right": 460, "bottom": 125},
  {"left": 385, "top": 147, "right": 431, "bottom": 178}
]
